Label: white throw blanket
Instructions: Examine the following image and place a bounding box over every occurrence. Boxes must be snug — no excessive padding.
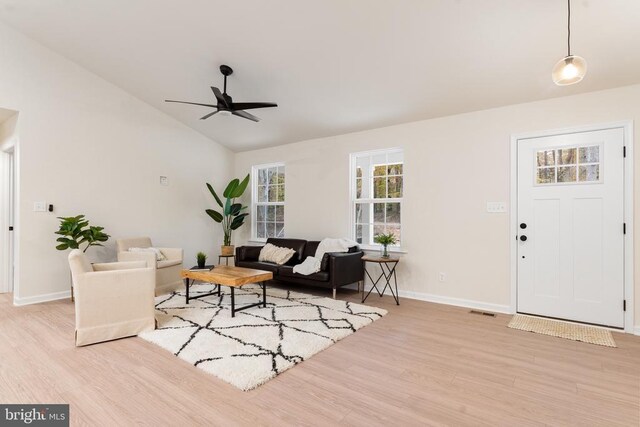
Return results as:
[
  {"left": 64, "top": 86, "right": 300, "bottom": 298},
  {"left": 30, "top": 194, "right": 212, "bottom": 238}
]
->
[
  {"left": 293, "top": 238, "right": 357, "bottom": 276},
  {"left": 292, "top": 256, "right": 321, "bottom": 275}
]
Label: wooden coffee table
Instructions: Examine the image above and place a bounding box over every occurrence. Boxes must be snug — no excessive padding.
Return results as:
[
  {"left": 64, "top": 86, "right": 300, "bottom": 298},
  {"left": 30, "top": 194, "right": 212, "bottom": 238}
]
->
[{"left": 181, "top": 266, "right": 273, "bottom": 317}]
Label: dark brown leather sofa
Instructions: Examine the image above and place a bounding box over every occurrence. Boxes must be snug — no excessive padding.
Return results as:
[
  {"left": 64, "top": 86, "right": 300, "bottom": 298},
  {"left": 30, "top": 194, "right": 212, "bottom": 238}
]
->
[{"left": 235, "top": 238, "right": 364, "bottom": 298}]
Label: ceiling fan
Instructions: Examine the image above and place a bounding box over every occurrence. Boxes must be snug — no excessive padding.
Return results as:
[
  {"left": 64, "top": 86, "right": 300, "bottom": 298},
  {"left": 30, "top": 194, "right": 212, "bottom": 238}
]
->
[{"left": 165, "top": 64, "right": 277, "bottom": 122}]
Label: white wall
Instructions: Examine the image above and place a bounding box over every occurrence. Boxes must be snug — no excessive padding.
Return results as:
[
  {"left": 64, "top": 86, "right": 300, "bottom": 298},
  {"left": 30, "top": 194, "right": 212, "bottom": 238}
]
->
[
  {"left": 0, "top": 22, "right": 234, "bottom": 304},
  {"left": 235, "top": 84, "right": 640, "bottom": 326}
]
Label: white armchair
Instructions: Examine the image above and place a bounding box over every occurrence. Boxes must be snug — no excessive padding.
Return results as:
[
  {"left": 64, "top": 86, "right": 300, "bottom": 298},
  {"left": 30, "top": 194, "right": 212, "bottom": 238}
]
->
[
  {"left": 69, "top": 249, "right": 155, "bottom": 347},
  {"left": 116, "top": 237, "right": 183, "bottom": 295}
]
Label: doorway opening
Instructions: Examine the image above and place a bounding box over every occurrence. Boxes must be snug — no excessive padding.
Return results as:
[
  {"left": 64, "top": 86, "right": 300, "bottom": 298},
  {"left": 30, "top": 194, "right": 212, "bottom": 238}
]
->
[{"left": 1, "top": 109, "right": 18, "bottom": 296}]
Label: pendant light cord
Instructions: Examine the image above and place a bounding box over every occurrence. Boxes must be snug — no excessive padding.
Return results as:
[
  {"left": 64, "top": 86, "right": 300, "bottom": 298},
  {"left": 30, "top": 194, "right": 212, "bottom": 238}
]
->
[{"left": 567, "top": 0, "right": 571, "bottom": 56}]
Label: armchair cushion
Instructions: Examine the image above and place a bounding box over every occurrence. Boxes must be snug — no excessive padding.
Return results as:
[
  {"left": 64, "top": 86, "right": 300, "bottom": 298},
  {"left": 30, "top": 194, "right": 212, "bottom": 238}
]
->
[
  {"left": 128, "top": 247, "right": 166, "bottom": 261},
  {"left": 93, "top": 261, "right": 148, "bottom": 271},
  {"left": 116, "top": 237, "right": 152, "bottom": 252},
  {"left": 158, "top": 259, "right": 181, "bottom": 268}
]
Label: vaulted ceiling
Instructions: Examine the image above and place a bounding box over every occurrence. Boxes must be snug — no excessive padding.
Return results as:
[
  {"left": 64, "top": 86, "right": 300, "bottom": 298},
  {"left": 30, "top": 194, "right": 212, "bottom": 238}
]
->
[{"left": 1, "top": 0, "right": 639, "bottom": 151}]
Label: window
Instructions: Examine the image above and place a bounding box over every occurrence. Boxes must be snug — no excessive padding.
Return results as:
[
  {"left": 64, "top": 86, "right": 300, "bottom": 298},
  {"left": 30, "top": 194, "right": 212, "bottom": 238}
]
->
[
  {"left": 252, "top": 163, "right": 285, "bottom": 241},
  {"left": 535, "top": 145, "right": 601, "bottom": 185},
  {"left": 351, "top": 149, "right": 403, "bottom": 248}
]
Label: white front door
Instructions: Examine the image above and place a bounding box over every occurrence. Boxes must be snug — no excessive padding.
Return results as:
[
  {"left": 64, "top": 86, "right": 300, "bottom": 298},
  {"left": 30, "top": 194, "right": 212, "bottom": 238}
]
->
[{"left": 517, "top": 128, "right": 625, "bottom": 328}]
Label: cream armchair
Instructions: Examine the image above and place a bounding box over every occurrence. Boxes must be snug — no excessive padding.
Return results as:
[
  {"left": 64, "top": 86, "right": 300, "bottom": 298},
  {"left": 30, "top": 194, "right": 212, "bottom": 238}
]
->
[
  {"left": 116, "top": 237, "right": 183, "bottom": 295},
  {"left": 69, "top": 249, "right": 155, "bottom": 347}
]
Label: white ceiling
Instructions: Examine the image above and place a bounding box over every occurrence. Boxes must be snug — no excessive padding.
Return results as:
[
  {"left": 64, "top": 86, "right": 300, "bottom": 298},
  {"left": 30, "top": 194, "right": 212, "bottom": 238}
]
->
[{"left": 1, "top": 0, "right": 639, "bottom": 151}]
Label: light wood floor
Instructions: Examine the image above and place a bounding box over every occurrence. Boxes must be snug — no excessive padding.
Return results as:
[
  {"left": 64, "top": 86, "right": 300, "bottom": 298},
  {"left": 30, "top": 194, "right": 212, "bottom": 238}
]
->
[{"left": 1, "top": 286, "right": 639, "bottom": 426}]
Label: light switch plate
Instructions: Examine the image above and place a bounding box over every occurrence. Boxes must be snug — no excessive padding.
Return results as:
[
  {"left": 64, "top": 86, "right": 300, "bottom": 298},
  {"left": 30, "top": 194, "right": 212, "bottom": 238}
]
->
[
  {"left": 486, "top": 201, "right": 507, "bottom": 213},
  {"left": 34, "top": 201, "right": 47, "bottom": 212},
  {"left": 160, "top": 176, "right": 169, "bottom": 186}
]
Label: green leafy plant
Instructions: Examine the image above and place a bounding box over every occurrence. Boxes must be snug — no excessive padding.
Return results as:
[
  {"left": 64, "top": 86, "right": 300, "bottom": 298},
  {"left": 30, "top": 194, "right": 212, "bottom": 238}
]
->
[
  {"left": 205, "top": 174, "right": 250, "bottom": 246},
  {"left": 55, "top": 215, "right": 110, "bottom": 252},
  {"left": 374, "top": 233, "right": 397, "bottom": 258},
  {"left": 196, "top": 251, "right": 207, "bottom": 268}
]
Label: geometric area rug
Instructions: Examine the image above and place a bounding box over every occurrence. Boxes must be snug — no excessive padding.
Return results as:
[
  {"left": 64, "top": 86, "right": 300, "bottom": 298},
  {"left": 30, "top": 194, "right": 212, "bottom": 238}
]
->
[
  {"left": 139, "top": 283, "right": 387, "bottom": 391},
  {"left": 508, "top": 314, "right": 616, "bottom": 348}
]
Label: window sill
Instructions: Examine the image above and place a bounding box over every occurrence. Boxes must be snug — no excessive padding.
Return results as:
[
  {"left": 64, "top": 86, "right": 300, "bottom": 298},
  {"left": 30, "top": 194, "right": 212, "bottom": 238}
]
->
[{"left": 359, "top": 245, "right": 407, "bottom": 255}]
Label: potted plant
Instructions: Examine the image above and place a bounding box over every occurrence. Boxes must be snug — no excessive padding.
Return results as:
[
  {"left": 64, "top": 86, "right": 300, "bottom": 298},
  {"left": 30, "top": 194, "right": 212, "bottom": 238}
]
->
[
  {"left": 373, "top": 233, "right": 397, "bottom": 258},
  {"left": 196, "top": 252, "right": 207, "bottom": 269},
  {"left": 55, "top": 214, "right": 110, "bottom": 302},
  {"left": 55, "top": 215, "right": 110, "bottom": 253},
  {"left": 205, "top": 174, "right": 250, "bottom": 256}
]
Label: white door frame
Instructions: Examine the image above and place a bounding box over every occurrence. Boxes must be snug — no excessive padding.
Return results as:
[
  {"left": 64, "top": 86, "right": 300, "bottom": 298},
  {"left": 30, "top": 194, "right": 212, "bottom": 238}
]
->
[
  {"left": 510, "top": 121, "right": 634, "bottom": 333},
  {"left": 1, "top": 146, "right": 16, "bottom": 294}
]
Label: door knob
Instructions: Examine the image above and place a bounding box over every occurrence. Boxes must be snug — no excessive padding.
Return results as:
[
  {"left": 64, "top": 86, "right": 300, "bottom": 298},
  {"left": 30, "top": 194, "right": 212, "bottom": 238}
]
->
[
  {"left": 520, "top": 235, "right": 527, "bottom": 242},
  {"left": 520, "top": 223, "right": 527, "bottom": 229}
]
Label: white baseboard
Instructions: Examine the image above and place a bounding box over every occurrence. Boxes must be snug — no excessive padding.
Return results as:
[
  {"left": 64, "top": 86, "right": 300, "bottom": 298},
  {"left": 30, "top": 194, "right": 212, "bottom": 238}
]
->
[
  {"left": 634, "top": 326, "right": 640, "bottom": 336},
  {"left": 397, "top": 290, "right": 512, "bottom": 314},
  {"left": 13, "top": 290, "right": 71, "bottom": 306}
]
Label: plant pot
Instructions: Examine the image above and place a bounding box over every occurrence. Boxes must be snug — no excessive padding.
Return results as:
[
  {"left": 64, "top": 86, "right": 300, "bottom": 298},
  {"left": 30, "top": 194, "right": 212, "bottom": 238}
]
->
[
  {"left": 380, "top": 245, "right": 390, "bottom": 258},
  {"left": 197, "top": 260, "right": 206, "bottom": 269},
  {"left": 221, "top": 245, "right": 234, "bottom": 256}
]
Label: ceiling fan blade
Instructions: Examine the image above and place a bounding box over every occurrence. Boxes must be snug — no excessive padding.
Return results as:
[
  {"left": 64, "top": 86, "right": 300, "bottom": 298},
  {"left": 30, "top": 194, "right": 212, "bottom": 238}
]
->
[
  {"left": 232, "top": 110, "right": 260, "bottom": 122},
  {"left": 165, "top": 100, "right": 218, "bottom": 108},
  {"left": 200, "top": 110, "right": 219, "bottom": 120},
  {"left": 211, "top": 87, "right": 229, "bottom": 108},
  {"left": 230, "top": 102, "right": 278, "bottom": 110}
]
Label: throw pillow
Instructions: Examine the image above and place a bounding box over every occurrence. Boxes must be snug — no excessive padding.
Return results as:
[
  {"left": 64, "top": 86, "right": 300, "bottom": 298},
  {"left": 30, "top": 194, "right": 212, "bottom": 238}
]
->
[
  {"left": 259, "top": 243, "right": 296, "bottom": 265},
  {"left": 128, "top": 247, "right": 167, "bottom": 261}
]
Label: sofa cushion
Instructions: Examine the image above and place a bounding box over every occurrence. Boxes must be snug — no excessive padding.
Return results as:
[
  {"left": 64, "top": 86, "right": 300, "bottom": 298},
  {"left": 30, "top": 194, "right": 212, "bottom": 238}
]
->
[
  {"left": 259, "top": 243, "right": 296, "bottom": 265},
  {"left": 157, "top": 259, "right": 181, "bottom": 268},
  {"left": 236, "top": 260, "right": 280, "bottom": 273},
  {"left": 266, "top": 238, "right": 307, "bottom": 265},
  {"left": 278, "top": 265, "right": 329, "bottom": 282}
]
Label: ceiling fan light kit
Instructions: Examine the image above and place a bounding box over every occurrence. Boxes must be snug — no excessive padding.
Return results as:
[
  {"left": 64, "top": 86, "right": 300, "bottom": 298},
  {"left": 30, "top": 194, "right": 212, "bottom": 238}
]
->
[
  {"left": 552, "top": 0, "right": 587, "bottom": 86},
  {"left": 165, "top": 64, "right": 277, "bottom": 122}
]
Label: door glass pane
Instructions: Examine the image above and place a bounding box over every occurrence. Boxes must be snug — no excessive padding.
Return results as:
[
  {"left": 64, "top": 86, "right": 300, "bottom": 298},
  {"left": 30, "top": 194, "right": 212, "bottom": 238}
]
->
[
  {"left": 276, "top": 205, "right": 284, "bottom": 222},
  {"left": 536, "top": 167, "right": 555, "bottom": 184},
  {"left": 356, "top": 178, "right": 362, "bottom": 198},
  {"left": 356, "top": 167, "right": 362, "bottom": 178},
  {"left": 275, "top": 222, "right": 285, "bottom": 237},
  {"left": 373, "top": 177, "right": 386, "bottom": 198},
  {"left": 579, "top": 146, "right": 599, "bottom": 164},
  {"left": 268, "top": 167, "right": 279, "bottom": 185},
  {"left": 557, "top": 166, "right": 577, "bottom": 183},
  {"left": 277, "top": 166, "right": 286, "bottom": 184},
  {"left": 558, "top": 148, "right": 577, "bottom": 165},
  {"left": 387, "top": 176, "right": 403, "bottom": 198},
  {"left": 355, "top": 224, "right": 363, "bottom": 244},
  {"left": 373, "top": 224, "right": 385, "bottom": 237},
  {"left": 386, "top": 203, "right": 401, "bottom": 223},
  {"left": 373, "top": 203, "right": 385, "bottom": 223},
  {"left": 387, "top": 224, "right": 401, "bottom": 244},
  {"left": 579, "top": 165, "right": 600, "bottom": 182},
  {"left": 536, "top": 150, "right": 556, "bottom": 167}
]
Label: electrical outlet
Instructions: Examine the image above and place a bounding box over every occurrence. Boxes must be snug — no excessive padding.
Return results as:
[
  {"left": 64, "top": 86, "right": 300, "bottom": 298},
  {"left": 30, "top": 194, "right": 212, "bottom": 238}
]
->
[
  {"left": 439, "top": 272, "right": 446, "bottom": 282},
  {"left": 160, "top": 176, "right": 169, "bottom": 186}
]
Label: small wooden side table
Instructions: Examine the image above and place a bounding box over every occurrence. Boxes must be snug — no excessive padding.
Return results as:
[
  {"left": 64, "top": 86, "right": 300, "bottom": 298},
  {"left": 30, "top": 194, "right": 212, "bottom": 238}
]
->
[
  {"left": 218, "top": 254, "right": 235, "bottom": 266},
  {"left": 361, "top": 255, "right": 400, "bottom": 305}
]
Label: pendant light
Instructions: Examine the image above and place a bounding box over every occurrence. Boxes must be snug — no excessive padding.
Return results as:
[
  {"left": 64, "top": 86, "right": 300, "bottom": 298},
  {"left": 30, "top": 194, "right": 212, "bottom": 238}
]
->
[{"left": 552, "top": 0, "right": 587, "bottom": 85}]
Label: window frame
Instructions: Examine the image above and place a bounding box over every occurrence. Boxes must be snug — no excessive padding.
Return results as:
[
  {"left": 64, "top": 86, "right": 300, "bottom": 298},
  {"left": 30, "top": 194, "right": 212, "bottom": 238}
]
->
[
  {"left": 251, "top": 162, "right": 286, "bottom": 242},
  {"left": 349, "top": 148, "right": 404, "bottom": 251}
]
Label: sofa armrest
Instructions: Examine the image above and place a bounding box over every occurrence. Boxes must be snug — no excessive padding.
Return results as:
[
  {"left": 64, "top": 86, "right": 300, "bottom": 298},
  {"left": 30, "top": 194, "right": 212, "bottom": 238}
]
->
[
  {"left": 117, "top": 251, "right": 157, "bottom": 269},
  {"left": 157, "top": 247, "right": 183, "bottom": 261},
  {"left": 93, "top": 261, "right": 147, "bottom": 271},
  {"left": 328, "top": 251, "right": 364, "bottom": 287},
  {"left": 236, "top": 245, "right": 263, "bottom": 262}
]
